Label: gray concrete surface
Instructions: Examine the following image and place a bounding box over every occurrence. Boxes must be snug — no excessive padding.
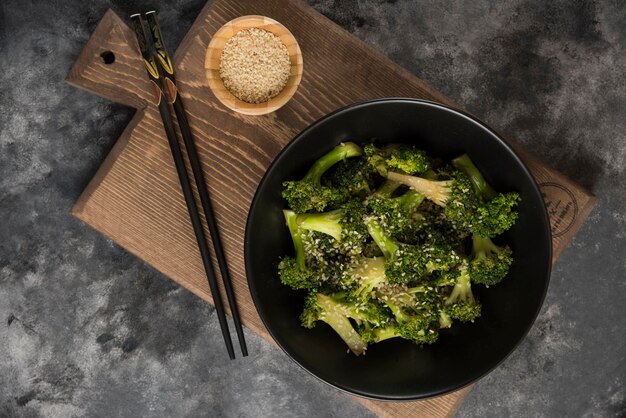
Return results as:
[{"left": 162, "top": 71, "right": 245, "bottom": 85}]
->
[{"left": 1, "top": 0, "right": 624, "bottom": 416}]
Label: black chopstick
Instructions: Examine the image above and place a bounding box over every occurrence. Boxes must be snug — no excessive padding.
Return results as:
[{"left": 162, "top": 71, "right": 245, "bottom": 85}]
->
[
  {"left": 130, "top": 14, "right": 236, "bottom": 360},
  {"left": 144, "top": 11, "right": 248, "bottom": 357}
]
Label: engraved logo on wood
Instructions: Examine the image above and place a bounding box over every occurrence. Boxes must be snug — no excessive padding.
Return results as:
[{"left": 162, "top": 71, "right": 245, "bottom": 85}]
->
[{"left": 539, "top": 182, "right": 579, "bottom": 238}]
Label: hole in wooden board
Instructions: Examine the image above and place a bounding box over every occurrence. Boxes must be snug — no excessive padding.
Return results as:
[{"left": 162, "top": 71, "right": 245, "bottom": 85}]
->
[{"left": 100, "top": 51, "right": 115, "bottom": 64}]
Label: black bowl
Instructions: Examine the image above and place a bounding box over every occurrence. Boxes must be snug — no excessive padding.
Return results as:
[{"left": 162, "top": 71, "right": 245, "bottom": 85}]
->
[{"left": 244, "top": 98, "right": 552, "bottom": 400}]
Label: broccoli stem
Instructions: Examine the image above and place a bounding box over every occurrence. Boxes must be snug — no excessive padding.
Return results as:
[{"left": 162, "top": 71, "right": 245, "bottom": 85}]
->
[
  {"left": 396, "top": 189, "right": 425, "bottom": 211},
  {"left": 353, "top": 257, "right": 387, "bottom": 298},
  {"left": 472, "top": 234, "right": 501, "bottom": 258},
  {"left": 452, "top": 154, "right": 497, "bottom": 201},
  {"left": 384, "top": 300, "right": 408, "bottom": 323},
  {"left": 283, "top": 210, "right": 305, "bottom": 268},
  {"left": 439, "top": 311, "right": 453, "bottom": 328},
  {"left": 372, "top": 326, "right": 401, "bottom": 342},
  {"left": 316, "top": 294, "right": 368, "bottom": 355},
  {"left": 445, "top": 265, "right": 475, "bottom": 305},
  {"left": 387, "top": 171, "right": 451, "bottom": 207},
  {"left": 365, "top": 216, "right": 399, "bottom": 259},
  {"left": 371, "top": 179, "right": 402, "bottom": 198},
  {"left": 296, "top": 209, "right": 343, "bottom": 242},
  {"left": 303, "top": 142, "right": 363, "bottom": 184},
  {"left": 377, "top": 286, "right": 423, "bottom": 322}
]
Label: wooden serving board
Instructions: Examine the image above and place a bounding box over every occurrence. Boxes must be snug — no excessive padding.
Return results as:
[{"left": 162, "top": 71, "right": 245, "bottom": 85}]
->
[{"left": 66, "top": 1, "right": 597, "bottom": 417}]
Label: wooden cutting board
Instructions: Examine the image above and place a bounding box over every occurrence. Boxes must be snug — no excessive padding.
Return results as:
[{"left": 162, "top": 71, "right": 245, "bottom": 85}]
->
[{"left": 66, "top": 1, "right": 597, "bottom": 416}]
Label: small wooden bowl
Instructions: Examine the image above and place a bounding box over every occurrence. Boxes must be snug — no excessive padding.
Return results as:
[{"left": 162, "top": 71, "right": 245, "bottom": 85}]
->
[{"left": 205, "top": 15, "right": 303, "bottom": 116}]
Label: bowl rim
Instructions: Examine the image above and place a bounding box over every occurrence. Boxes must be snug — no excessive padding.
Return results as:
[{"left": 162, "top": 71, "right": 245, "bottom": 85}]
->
[{"left": 244, "top": 97, "right": 553, "bottom": 401}]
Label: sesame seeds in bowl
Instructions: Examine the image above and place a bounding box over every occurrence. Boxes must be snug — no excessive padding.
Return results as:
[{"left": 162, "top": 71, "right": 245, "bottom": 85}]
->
[
  {"left": 220, "top": 28, "right": 291, "bottom": 104},
  {"left": 205, "top": 16, "right": 303, "bottom": 115}
]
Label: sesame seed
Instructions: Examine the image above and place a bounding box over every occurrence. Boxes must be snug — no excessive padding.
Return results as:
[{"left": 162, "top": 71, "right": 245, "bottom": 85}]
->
[{"left": 220, "top": 28, "right": 291, "bottom": 103}]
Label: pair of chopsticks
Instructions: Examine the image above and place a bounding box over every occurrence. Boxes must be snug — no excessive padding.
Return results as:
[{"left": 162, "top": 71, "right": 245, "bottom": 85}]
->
[{"left": 130, "top": 11, "right": 247, "bottom": 359}]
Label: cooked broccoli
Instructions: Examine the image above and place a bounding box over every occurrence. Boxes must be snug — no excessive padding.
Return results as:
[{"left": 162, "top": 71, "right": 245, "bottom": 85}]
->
[
  {"left": 301, "top": 230, "right": 341, "bottom": 261},
  {"left": 279, "top": 144, "right": 520, "bottom": 355},
  {"left": 386, "top": 169, "right": 480, "bottom": 233},
  {"left": 328, "top": 157, "right": 377, "bottom": 198},
  {"left": 365, "top": 216, "right": 461, "bottom": 284},
  {"left": 341, "top": 256, "right": 385, "bottom": 298},
  {"left": 278, "top": 210, "right": 327, "bottom": 290},
  {"left": 442, "top": 262, "right": 482, "bottom": 322},
  {"left": 431, "top": 269, "right": 458, "bottom": 288},
  {"left": 364, "top": 320, "right": 439, "bottom": 345},
  {"left": 378, "top": 284, "right": 439, "bottom": 316},
  {"left": 361, "top": 239, "right": 384, "bottom": 258},
  {"left": 451, "top": 154, "right": 497, "bottom": 200},
  {"left": 300, "top": 292, "right": 390, "bottom": 355},
  {"left": 473, "top": 193, "right": 521, "bottom": 237},
  {"left": 371, "top": 179, "right": 402, "bottom": 198},
  {"left": 282, "top": 142, "right": 363, "bottom": 213},
  {"left": 469, "top": 235, "right": 513, "bottom": 286},
  {"left": 296, "top": 199, "right": 368, "bottom": 256},
  {"left": 453, "top": 154, "right": 520, "bottom": 237},
  {"left": 366, "top": 188, "right": 425, "bottom": 241},
  {"left": 364, "top": 143, "right": 431, "bottom": 176},
  {"left": 370, "top": 285, "right": 440, "bottom": 345},
  {"left": 439, "top": 310, "right": 453, "bottom": 328}
]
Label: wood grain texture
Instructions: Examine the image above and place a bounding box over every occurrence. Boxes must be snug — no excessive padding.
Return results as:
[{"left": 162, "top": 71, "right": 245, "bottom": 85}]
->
[{"left": 66, "top": 1, "right": 597, "bottom": 417}]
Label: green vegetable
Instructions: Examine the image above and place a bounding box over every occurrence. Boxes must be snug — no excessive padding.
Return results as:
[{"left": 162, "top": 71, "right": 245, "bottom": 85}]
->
[
  {"left": 279, "top": 145, "right": 520, "bottom": 354},
  {"left": 328, "top": 157, "right": 377, "bottom": 198},
  {"left": 296, "top": 199, "right": 368, "bottom": 256},
  {"left": 282, "top": 142, "right": 363, "bottom": 213},
  {"left": 364, "top": 143, "right": 431, "bottom": 176},
  {"left": 442, "top": 262, "right": 482, "bottom": 322},
  {"left": 469, "top": 235, "right": 513, "bottom": 286},
  {"left": 365, "top": 216, "right": 461, "bottom": 284},
  {"left": 301, "top": 292, "right": 391, "bottom": 355},
  {"left": 278, "top": 210, "right": 326, "bottom": 290},
  {"left": 453, "top": 154, "right": 521, "bottom": 237},
  {"left": 366, "top": 188, "right": 426, "bottom": 242},
  {"left": 386, "top": 169, "right": 480, "bottom": 234},
  {"left": 370, "top": 284, "right": 441, "bottom": 345}
]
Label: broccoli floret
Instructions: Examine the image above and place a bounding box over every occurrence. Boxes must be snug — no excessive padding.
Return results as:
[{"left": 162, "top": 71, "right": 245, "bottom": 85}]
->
[
  {"left": 366, "top": 189, "right": 426, "bottom": 241},
  {"left": 452, "top": 154, "right": 520, "bottom": 237},
  {"left": 278, "top": 210, "right": 327, "bottom": 290},
  {"left": 451, "top": 154, "right": 497, "bottom": 200},
  {"left": 281, "top": 148, "right": 519, "bottom": 353},
  {"left": 469, "top": 235, "right": 513, "bottom": 286},
  {"left": 296, "top": 200, "right": 368, "bottom": 256},
  {"left": 387, "top": 170, "right": 480, "bottom": 233},
  {"left": 344, "top": 256, "right": 387, "bottom": 299},
  {"left": 365, "top": 216, "right": 461, "bottom": 284},
  {"left": 300, "top": 292, "right": 390, "bottom": 355},
  {"left": 301, "top": 230, "right": 341, "bottom": 261},
  {"left": 473, "top": 193, "right": 521, "bottom": 237},
  {"left": 372, "top": 284, "right": 440, "bottom": 345},
  {"left": 364, "top": 144, "right": 431, "bottom": 176},
  {"left": 278, "top": 258, "right": 316, "bottom": 290},
  {"left": 282, "top": 142, "right": 362, "bottom": 213},
  {"left": 443, "top": 262, "right": 482, "bottom": 322},
  {"left": 431, "top": 270, "right": 458, "bottom": 287},
  {"left": 327, "top": 157, "right": 377, "bottom": 198},
  {"left": 364, "top": 215, "right": 400, "bottom": 259},
  {"left": 362, "top": 239, "right": 384, "bottom": 258},
  {"left": 439, "top": 310, "right": 453, "bottom": 328},
  {"left": 365, "top": 320, "right": 439, "bottom": 345}
]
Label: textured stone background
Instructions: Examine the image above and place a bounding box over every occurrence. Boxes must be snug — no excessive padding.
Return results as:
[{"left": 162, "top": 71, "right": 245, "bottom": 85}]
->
[{"left": 1, "top": 0, "right": 624, "bottom": 416}]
